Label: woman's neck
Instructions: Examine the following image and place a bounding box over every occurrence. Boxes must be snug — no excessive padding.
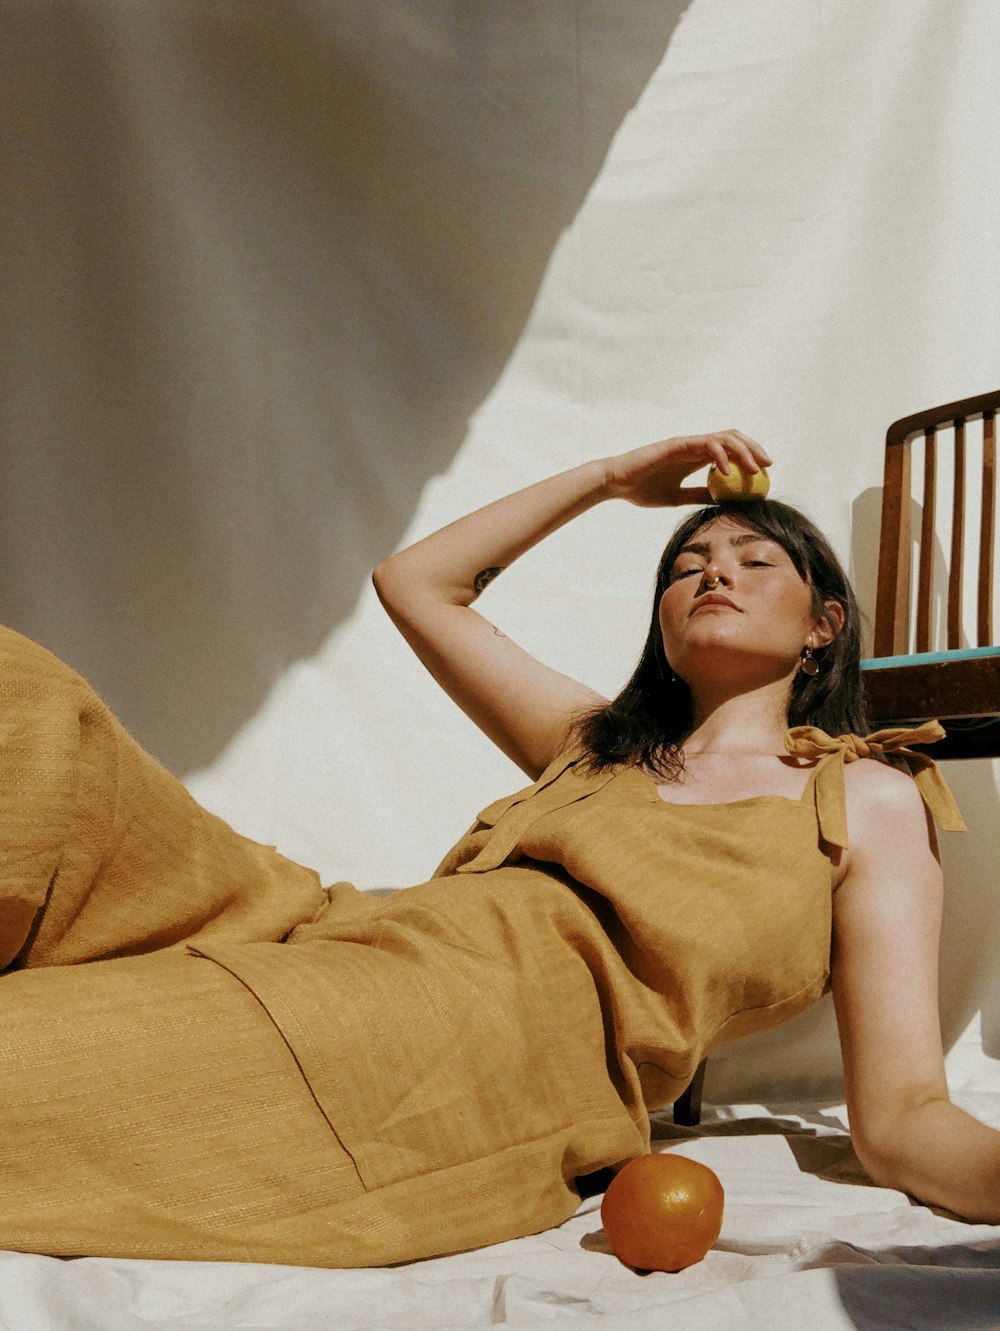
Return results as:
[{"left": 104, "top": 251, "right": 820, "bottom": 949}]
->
[{"left": 684, "top": 681, "right": 792, "bottom": 755}]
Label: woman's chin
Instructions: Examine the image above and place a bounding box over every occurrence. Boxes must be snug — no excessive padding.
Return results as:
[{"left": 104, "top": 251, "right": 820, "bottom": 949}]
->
[{"left": 672, "top": 646, "right": 798, "bottom": 690}]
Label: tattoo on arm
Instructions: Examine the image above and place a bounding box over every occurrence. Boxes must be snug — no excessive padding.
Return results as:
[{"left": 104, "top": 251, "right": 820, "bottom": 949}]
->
[{"left": 472, "top": 566, "right": 504, "bottom": 596}]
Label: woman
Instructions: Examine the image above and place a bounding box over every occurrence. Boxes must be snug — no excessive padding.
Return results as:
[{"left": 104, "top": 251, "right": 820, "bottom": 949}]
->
[{"left": 0, "top": 431, "right": 995, "bottom": 1267}]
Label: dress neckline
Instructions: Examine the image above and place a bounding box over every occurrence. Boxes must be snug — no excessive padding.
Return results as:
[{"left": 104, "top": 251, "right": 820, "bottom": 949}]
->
[
  {"left": 628, "top": 763, "right": 820, "bottom": 811},
  {"left": 609, "top": 721, "right": 964, "bottom": 832}
]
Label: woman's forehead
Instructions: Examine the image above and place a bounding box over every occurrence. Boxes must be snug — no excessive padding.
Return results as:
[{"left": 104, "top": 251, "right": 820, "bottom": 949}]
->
[{"left": 676, "top": 516, "right": 778, "bottom": 554}]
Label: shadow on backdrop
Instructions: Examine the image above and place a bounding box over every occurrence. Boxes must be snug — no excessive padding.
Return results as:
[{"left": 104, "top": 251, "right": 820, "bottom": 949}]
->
[{"left": 1, "top": 1, "right": 690, "bottom": 772}]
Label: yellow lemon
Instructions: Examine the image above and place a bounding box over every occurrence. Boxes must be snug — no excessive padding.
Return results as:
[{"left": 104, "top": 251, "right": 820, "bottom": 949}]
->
[{"left": 707, "top": 463, "right": 770, "bottom": 501}]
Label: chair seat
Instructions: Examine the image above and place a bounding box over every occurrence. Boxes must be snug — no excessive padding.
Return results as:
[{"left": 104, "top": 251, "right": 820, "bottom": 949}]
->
[
  {"left": 862, "top": 650, "right": 1000, "bottom": 718},
  {"left": 862, "top": 649, "right": 1000, "bottom": 759}
]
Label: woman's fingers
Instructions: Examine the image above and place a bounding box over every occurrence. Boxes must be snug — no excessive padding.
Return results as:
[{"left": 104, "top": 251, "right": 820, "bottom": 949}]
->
[
  {"left": 705, "top": 437, "right": 735, "bottom": 475},
  {"left": 606, "top": 431, "right": 774, "bottom": 507},
  {"left": 703, "top": 431, "right": 772, "bottom": 475}
]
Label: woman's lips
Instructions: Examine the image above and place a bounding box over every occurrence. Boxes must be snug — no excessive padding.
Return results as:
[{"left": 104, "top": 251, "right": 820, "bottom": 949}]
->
[{"left": 689, "top": 594, "right": 741, "bottom": 615}]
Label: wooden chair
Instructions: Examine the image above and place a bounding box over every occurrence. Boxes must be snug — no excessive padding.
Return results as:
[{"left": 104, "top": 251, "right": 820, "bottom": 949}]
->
[
  {"left": 862, "top": 388, "right": 1000, "bottom": 757},
  {"left": 671, "top": 1060, "right": 706, "bottom": 1128},
  {"left": 672, "top": 389, "right": 1000, "bottom": 1128}
]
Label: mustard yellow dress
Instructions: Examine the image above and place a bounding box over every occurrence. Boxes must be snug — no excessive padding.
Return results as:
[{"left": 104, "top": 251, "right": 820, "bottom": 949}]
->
[{"left": 0, "top": 627, "right": 964, "bottom": 1267}]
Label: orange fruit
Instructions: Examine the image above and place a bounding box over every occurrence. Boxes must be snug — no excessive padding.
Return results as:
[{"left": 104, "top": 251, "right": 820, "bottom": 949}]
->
[{"left": 600, "top": 1153, "right": 724, "bottom": 1272}]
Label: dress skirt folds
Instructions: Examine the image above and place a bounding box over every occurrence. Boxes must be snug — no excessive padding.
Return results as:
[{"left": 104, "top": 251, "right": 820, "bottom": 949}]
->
[{"left": 0, "top": 628, "right": 963, "bottom": 1267}]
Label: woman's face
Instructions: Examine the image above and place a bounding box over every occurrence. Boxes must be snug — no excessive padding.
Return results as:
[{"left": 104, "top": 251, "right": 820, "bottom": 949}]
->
[{"left": 658, "top": 516, "right": 834, "bottom": 687}]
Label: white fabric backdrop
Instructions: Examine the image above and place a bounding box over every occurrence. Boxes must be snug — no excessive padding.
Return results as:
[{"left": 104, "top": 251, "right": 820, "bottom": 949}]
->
[{"left": 4, "top": 0, "right": 999, "bottom": 1105}]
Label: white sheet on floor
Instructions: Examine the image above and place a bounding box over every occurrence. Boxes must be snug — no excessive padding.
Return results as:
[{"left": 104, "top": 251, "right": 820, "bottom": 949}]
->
[{"left": 1, "top": 1096, "right": 997, "bottom": 1331}]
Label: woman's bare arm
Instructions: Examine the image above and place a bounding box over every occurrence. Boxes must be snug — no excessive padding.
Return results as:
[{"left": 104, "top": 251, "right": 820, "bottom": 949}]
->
[
  {"left": 373, "top": 459, "right": 611, "bottom": 777},
  {"left": 372, "top": 432, "right": 770, "bottom": 777},
  {"left": 832, "top": 761, "right": 1000, "bottom": 1222}
]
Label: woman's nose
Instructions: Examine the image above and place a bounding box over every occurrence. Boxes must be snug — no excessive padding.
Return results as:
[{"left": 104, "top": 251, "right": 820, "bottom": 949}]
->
[{"left": 702, "top": 565, "right": 732, "bottom": 588}]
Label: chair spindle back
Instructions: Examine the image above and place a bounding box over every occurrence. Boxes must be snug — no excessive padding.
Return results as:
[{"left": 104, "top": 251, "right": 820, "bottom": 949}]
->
[{"left": 874, "top": 390, "right": 999, "bottom": 658}]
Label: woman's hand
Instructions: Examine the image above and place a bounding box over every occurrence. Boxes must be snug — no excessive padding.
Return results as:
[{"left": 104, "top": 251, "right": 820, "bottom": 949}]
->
[{"left": 603, "top": 431, "right": 773, "bottom": 508}]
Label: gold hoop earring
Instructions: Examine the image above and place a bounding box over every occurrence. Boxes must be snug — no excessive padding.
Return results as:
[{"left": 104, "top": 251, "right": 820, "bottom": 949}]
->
[{"left": 800, "top": 646, "right": 820, "bottom": 676}]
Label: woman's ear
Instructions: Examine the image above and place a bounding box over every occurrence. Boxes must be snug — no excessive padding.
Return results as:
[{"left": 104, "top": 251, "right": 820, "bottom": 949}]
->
[{"left": 812, "top": 600, "right": 845, "bottom": 647}]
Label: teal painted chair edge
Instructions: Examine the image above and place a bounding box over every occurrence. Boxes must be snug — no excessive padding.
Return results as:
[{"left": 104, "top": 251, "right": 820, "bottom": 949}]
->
[{"left": 861, "top": 646, "right": 1000, "bottom": 671}]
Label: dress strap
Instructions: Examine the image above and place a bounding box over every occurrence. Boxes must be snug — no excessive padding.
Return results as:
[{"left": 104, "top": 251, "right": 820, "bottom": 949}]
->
[
  {"left": 472, "top": 744, "right": 586, "bottom": 827},
  {"left": 458, "top": 744, "right": 617, "bottom": 874},
  {"left": 784, "top": 720, "right": 967, "bottom": 848}
]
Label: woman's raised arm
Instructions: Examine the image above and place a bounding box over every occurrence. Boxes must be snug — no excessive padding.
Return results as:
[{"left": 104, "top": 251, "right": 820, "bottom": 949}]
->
[
  {"left": 372, "top": 431, "right": 769, "bottom": 777},
  {"left": 832, "top": 760, "right": 1000, "bottom": 1222}
]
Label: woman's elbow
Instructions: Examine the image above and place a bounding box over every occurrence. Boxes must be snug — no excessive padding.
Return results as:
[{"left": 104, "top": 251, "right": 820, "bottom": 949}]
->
[
  {"left": 847, "top": 1097, "right": 937, "bottom": 1194},
  {"left": 371, "top": 559, "right": 390, "bottom": 598},
  {"left": 850, "top": 1131, "right": 901, "bottom": 1193},
  {"left": 372, "top": 557, "right": 406, "bottom": 612},
  {"left": 843, "top": 1111, "right": 890, "bottom": 1185},
  {"left": 848, "top": 1096, "right": 1000, "bottom": 1223}
]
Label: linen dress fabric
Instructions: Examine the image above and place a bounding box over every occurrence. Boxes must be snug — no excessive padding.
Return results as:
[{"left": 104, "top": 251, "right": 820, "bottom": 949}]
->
[{"left": 0, "top": 628, "right": 963, "bottom": 1268}]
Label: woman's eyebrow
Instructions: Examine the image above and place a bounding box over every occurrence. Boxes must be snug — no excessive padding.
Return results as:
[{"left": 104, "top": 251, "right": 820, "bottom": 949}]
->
[
  {"left": 675, "top": 532, "right": 770, "bottom": 558},
  {"left": 731, "top": 531, "right": 769, "bottom": 546}
]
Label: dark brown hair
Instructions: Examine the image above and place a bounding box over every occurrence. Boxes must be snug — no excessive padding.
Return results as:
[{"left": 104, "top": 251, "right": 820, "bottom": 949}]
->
[{"left": 572, "top": 498, "right": 868, "bottom": 778}]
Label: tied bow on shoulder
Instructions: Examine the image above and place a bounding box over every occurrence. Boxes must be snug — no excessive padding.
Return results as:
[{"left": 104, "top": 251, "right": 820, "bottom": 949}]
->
[{"left": 783, "top": 721, "right": 967, "bottom": 846}]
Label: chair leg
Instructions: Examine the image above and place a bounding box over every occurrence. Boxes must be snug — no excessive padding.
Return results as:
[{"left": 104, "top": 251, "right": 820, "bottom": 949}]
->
[{"left": 672, "top": 1058, "right": 707, "bottom": 1126}]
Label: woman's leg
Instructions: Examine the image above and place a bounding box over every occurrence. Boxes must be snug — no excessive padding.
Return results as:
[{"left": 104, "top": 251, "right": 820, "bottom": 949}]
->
[
  {"left": 0, "top": 627, "right": 327, "bottom": 969},
  {"left": 0, "top": 949, "right": 365, "bottom": 1264}
]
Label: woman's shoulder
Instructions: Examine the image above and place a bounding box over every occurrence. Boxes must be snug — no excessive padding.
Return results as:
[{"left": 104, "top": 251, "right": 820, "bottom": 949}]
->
[
  {"left": 842, "top": 755, "right": 933, "bottom": 840},
  {"left": 787, "top": 720, "right": 964, "bottom": 831},
  {"left": 842, "top": 753, "right": 921, "bottom": 796}
]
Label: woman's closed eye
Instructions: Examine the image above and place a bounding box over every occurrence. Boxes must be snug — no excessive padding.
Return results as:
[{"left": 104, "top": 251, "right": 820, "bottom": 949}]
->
[{"left": 671, "top": 559, "right": 774, "bottom": 581}]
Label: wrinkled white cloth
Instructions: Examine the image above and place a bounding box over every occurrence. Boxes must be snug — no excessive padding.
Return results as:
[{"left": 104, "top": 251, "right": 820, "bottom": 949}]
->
[{"left": 2, "top": 1097, "right": 997, "bottom": 1331}]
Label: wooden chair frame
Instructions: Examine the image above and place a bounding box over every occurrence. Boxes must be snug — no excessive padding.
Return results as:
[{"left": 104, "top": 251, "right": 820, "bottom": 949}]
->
[
  {"left": 864, "top": 388, "right": 1000, "bottom": 755},
  {"left": 874, "top": 388, "right": 996, "bottom": 660}
]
